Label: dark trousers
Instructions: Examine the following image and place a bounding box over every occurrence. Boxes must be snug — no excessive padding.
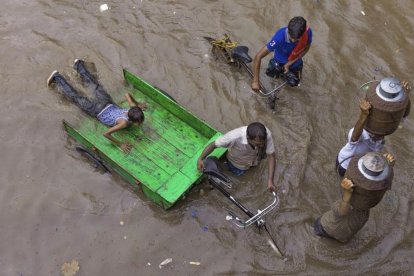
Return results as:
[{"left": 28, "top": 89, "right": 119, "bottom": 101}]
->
[
  {"left": 54, "top": 64, "right": 113, "bottom": 117},
  {"left": 335, "top": 157, "right": 347, "bottom": 177},
  {"left": 266, "top": 59, "right": 303, "bottom": 109},
  {"left": 314, "top": 216, "right": 334, "bottom": 239},
  {"left": 266, "top": 59, "right": 303, "bottom": 80},
  {"left": 225, "top": 160, "right": 247, "bottom": 176}
]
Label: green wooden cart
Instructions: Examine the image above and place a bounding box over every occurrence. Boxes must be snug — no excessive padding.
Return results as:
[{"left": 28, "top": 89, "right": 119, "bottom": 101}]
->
[{"left": 63, "top": 69, "right": 226, "bottom": 209}]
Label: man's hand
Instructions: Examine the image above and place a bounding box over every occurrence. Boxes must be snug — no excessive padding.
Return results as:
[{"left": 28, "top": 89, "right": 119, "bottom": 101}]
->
[
  {"left": 360, "top": 99, "right": 371, "bottom": 116},
  {"left": 283, "top": 63, "right": 291, "bottom": 73},
  {"left": 383, "top": 153, "right": 396, "bottom": 166},
  {"left": 197, "top": 158, "right": 204, "bottom": 172},
  {"left": 402, "top": 81, "right": 412, "bottom": 93},
  {"left": 339, "top": 178, "right": 354, "bottom": 215},
  {"left": 251, "top": 80, "right": 260, "bottom": 92},
  {"left": 267, "top": 179, "right": 275, "bottom": 193},
  {"left": 341, "top": 178, "right": 354, "bottom": 191},
  {"left": 138, "top": 102, "right": 148, "bottom": 110},
  {"left": 120, "top": 143, "right": 133, "bottom": 153}
]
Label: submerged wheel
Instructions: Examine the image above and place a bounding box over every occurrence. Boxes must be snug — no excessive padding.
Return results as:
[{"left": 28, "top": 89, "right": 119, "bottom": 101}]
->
[
  {"left": 75, "top": 146, "right": 110, "bottom": 173},
  {"left": 154, "top": 86, "right": 177, "bottom": 103}
]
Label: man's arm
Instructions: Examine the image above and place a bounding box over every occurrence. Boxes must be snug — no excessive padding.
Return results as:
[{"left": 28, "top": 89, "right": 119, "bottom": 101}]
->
[
  {"left": 251, "top": 46, "right": 271, "bottom": 92},
  {"left": 403, "top": 97, "right": 411, "bottom": 118},
  {"left": 284, "top": 45, "right": 310, "bottom": 73},
  {"left": 197, "top": 142, "right": 217, "bottom": 171},
  {"left": 402, "top": 81, "right": 411, "bottom": 119},
  {"left": 125, "top": 93, "right": 146, "bottom": 109},
  {"left": 266, "top": 152, "right": 276, "bottom": 192},
  {"left": 338, "top": 178, "right": 354, "bottom": 216},
  {"left": 103, "top": 120, "right": 132, "bottom": 153},
  {"left": 351, "top": 99, "right": 371, "bottom": 142}
]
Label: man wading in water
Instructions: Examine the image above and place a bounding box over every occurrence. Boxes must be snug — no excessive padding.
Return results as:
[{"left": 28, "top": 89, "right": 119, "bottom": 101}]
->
[
  {"left": 337, "top": 80, "right": 411, "bottom": 176},
  {"left": 336, "top": 99, "right": 385, "bottom": 176},
  {"left": 197, "top": 122, "right": 277, "bottom": 192},
  {"left": 251, "top": 16, "right": 312, "bottom": 95},
  {"left": 315, "top": 152, "right": 395, "bottom": 243}
]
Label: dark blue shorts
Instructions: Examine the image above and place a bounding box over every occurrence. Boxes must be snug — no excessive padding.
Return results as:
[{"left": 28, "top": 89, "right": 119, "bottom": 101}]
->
[{"left": 226, "top": 161, "right": 247, "bottom": 176}]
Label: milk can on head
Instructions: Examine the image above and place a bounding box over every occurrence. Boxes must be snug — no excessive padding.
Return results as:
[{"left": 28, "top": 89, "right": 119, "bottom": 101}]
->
[
  {"left": 344, "top": 152, "right": 393, "bottom": 210},
  {"left": 318, "top": 152, "right": 394, "bottom": 243},
  {"left": 364, "top": 77, "right": 411, "bottom": 136}
]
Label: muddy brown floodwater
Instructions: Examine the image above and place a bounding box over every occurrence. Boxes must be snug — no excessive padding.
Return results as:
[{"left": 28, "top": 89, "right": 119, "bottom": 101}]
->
[{"left": 1, "top": 0, "right": 414, "bottom": 275}]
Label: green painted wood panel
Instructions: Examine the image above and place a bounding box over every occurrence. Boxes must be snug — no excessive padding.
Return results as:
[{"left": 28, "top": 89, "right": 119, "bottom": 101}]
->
[
  {"left": 144, "top": 104, "right": 208, "bottom": 157},
  {"left": 179, "top": 132, "right": 227, "bottom": 179},
  {"left": 116, "top": 87, "right": 210, "bottom": 157},
  {"left": 76, "top": 120, "right": 170, "bottom": 191},
  {"left": 64, "top": 70, "right": 226, "bottom": 209},
  {"left": 156, "top": 171, "right": 193, "bottom": 204},
  {"left": 124, "top": 69, "right": 217, "bottom": 138}
]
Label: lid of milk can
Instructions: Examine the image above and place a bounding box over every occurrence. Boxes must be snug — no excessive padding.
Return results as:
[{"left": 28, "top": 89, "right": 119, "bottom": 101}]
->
[
  {"left": 357, "top": 152, "right": 389, "bottom": 181},
  {"left": 376, "top": 77, "right": 405, "bottom": 102}
]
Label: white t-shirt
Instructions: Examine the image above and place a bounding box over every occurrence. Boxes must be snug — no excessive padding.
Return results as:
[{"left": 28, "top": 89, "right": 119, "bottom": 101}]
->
[
  {"left": 215, "top": 126, "right": 275, "bottom": 170},
  {"left": 337, "top": 128, "right": 385, "bottom": 169}
]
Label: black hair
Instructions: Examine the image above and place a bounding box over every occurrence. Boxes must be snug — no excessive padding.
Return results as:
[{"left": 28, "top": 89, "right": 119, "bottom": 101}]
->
[
  {"left": 247, "top": 122, "right": 268, "bottom": 161},
  {"left": 128, "top": 106, "right": 145, "bottom": 123},
  {"left": 247, "top": 122, "right": 267, "bottom": 141},
  {"left": 288, "top": 16, "right": 307, "bottom": 39}
]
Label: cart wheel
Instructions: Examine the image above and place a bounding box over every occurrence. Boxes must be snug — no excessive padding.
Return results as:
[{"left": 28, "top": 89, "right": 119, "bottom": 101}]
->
[
  {"left": 75, "top": 146, "right": 110, "bottom": 173},
  {"left": 154, "top": 86, "right": 177, "bottom": 103}
]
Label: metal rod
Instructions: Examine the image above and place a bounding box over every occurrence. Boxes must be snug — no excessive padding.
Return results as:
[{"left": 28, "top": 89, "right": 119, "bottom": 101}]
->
[
  {"left": 209, "top": 178, "right": 254, "bottom": 217},
  {"left": 238, "top": 60, "right": 287, "bottom": 98},
  {"left": 267, "top": 81, "right": 288, "bottom": 94},
  {"left": 264, "top": 224, "right": 283, "bottom": 256},
  {"left": 209, "top": 177, "right": 283, "bottom": 256},
  {"left": 239, "top": 61, "right": 270, "bottom": 95}
]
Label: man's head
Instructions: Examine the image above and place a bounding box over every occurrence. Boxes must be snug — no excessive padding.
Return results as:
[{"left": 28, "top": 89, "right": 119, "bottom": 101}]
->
[
  {"left": 128, "top": 106, "right": 145, "bottom": 125},
  {"left": 247, "top": 122, "right": 267, "bottom": 147},
  {"left": 288, "top": 16, "right": 307, "bottom": 41}
]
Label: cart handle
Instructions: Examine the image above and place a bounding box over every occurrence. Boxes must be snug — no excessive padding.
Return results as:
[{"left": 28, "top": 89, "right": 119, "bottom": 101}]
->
[{"left": 230, "top": 192, "right": 279, "bottom": 228}]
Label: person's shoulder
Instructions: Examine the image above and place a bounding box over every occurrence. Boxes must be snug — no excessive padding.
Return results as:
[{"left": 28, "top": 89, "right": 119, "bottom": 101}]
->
[
  {"left": 268, "top": 27, "right": 284, "bottom": 40},
  {"left": 216, "top": 127, "right": 245, "bottom": 146},
  {"left": 305, "top": 27, "right": 313, "bottom": 45},
  {"left": 273, "top": 27, "right": 287, "bottom": 39},
  {"left": 117, "top": 118, "right": 129, "bottom": 126},
  {"left": 267, "top": 28, "right": 286, "bottom": 49},
  {"left": 265, "top": 126, "right": 274, "bottom": 137},
  {"left": 307, "top": 27, "right": 313, "bottom": 37},
  {"left": 225, "top": 126, "right": 246, "bottom": 138}
]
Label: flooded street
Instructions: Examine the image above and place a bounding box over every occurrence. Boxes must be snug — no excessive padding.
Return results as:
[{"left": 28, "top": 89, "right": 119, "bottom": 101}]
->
[{"left": 1, "top": 0, "right": 414, "bottom": 275}]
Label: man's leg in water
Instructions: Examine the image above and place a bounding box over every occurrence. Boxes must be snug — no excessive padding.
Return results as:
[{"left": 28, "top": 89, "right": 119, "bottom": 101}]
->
[
  {"left": 292, "top": 65, "right": 303, "bottom": 82},
  {"left": 73, "top": 59, "right": 113, "bottom": 107},
  {"left": 47, "top": 71, "right": 102, "bottom": 117},
  {"left": 313, "top": 216, "right": 334, "bottom": 239}
]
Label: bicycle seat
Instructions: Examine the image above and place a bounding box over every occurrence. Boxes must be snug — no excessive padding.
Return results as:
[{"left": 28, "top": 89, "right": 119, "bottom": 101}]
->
[
  {"left": 203, "top": 157, "right": 230, "bottom": 183},
  {"left": 231, "top": 46, "right": 252, "bottom": 63}
]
